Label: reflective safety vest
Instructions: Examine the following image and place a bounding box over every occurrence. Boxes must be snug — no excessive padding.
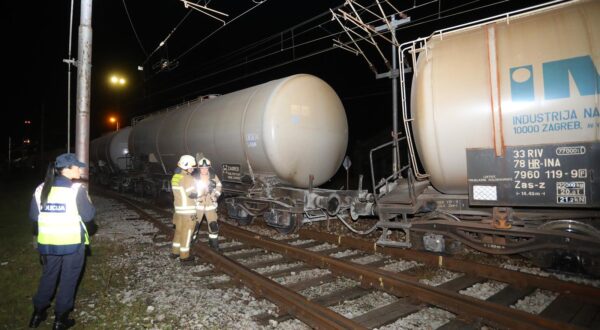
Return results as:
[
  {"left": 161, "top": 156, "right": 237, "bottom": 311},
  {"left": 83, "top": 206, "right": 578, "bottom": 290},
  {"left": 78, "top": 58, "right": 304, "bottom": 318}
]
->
[
  {"left": 171, "top": 172, "right": 183, "bottom": 187},
  {"left": 34, "top": 183, "right": 89, "bottom": 248},
  {"left": 172, "top": 172, "right": 196, "bottom": 215}
]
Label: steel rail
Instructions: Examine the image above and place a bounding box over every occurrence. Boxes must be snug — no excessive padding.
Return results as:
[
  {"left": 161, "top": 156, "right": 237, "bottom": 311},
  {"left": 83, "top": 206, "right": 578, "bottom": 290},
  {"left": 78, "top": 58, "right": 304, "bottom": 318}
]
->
[
  {"left": 222, "top": 224, "right": 581, "bottom": 330},
  {"left": 94, "top": 190, "right": 589, "bottom": 328},
  {"left": 298, "top": 229, "right": 600, "bottom": 305},
  {"left": 102, "top": 191, "right": 366, "bottom": 330}
]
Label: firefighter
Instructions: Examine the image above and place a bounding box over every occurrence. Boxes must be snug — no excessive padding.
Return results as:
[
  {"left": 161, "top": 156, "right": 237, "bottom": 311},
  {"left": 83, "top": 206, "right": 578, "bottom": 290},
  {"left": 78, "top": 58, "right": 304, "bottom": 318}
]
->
[
  {"left": 183, "top": 157, "right": 222, "bottom": 250},
  {"left": 170, "top": 155, "right": 197, "bottom": 262},
  {"left": 28, "top": 153, "right": 95, "bottom": 330}
]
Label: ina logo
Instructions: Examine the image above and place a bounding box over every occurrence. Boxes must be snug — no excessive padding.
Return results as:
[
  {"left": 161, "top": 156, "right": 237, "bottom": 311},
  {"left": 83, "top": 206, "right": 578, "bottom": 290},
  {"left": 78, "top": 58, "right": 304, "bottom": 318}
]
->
[{"left": 510, "top": 55, "right": 600, "bottom": 101}]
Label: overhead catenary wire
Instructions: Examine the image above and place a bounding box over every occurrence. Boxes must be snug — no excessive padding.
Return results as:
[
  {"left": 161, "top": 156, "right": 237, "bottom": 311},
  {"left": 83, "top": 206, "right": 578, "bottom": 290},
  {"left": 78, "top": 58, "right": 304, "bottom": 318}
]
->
[
  {"left": 173, "top": 0, "right": 268, "bottom": 62},
  {"left": 180, "top": 0, "right": 229, "bottom": 25},
  {"left": 141, "top": 0, "right": 212, "bottom": 67},
  {"left": 144, "top": 0, "right": 403, "bottom": 86},
  {"left": 139, "top": 0, "right": 478, "bottom": 90},
  {"left": 182, "top": 11, "right": 340, "bottom": 76},
  {"left": 121, "top": 0, "right": 148, "bottom": 56},
  {"left": 134, "top": 0, "right": 530, "bottom": 110},
  {"left": 225, "top": 0, "right": 499, "bottom": 74},
  {"left": 156, "top": 0, "right": 436, "bottom": 85},
  {"left": 141, "top": 1, "right": 269, "bottom": 82},
  {"left": 201, "top": 0, "right": 511, "bottom": 78},
  {"left": 142, "top": 1, "right": 367, "bottom": 84}
]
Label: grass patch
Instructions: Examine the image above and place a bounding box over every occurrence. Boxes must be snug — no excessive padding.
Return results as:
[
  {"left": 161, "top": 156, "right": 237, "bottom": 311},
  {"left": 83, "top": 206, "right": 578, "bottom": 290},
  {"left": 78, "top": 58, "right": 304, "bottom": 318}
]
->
[{"left": 0, "top": 178, "right": 41, "bottom": 328}]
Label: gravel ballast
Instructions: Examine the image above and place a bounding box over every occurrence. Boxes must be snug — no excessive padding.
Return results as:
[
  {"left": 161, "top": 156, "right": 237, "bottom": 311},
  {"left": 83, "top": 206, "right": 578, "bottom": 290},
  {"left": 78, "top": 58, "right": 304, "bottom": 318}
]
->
[{"left": 79, "top": 196, "right": 596, "bottom": 329}]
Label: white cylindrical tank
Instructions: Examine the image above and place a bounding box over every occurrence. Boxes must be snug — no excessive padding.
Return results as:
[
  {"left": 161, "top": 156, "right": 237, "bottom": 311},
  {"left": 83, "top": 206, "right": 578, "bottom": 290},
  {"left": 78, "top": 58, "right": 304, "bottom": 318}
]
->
[
  {"left": 129, "top": 74, "right": 348, "bottom": 188},
  {"left": 411, "top": 0, "right": 600, "bottom": 194},
  {"left": 90, "top": 127, "right": 131, "bottom": 172}
]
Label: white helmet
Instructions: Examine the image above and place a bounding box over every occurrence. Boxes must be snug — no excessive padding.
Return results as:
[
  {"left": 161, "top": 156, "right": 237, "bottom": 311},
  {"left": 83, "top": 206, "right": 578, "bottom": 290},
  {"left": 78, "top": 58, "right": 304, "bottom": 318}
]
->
[
  {"left": 198, "top": 157, "right": 211, "bottom": 168},
  {"left": 177, "top": 155, "right": 196, "bottom": 170}
]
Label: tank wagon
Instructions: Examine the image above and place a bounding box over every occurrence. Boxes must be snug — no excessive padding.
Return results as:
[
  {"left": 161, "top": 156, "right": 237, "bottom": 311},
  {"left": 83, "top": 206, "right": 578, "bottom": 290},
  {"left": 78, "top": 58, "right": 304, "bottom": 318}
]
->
[
  {"left": 370, "top": 0, "right": 600, "bottom": 274},
  {"left": 90, "top": 74, "right": 372, "bottom": 233},
  {"left": 89, "top": 127, "right": 131, "bottom": 187}
]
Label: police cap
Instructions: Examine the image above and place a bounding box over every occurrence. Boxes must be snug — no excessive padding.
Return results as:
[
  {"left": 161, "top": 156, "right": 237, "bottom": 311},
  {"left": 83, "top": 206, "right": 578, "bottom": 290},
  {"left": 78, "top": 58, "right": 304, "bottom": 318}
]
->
[{"left": 55, "top": 153, "right": 87, "bottom": 168}]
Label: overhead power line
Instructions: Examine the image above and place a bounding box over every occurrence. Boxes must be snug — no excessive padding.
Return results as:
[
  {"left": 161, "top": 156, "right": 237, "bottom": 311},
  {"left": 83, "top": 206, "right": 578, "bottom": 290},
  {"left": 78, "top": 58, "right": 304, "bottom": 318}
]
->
[
  {"left": 140, "top": 0, "right": 212, "bottom": 67},
  {"left": 121, "top": 0, "right": 148, "bottom": 57},
  {"left": 136, "top": 0, "right": 541, "bottom": 109},
  {"left": 173, "top": 0, "right": 269, "bottom": 62}
]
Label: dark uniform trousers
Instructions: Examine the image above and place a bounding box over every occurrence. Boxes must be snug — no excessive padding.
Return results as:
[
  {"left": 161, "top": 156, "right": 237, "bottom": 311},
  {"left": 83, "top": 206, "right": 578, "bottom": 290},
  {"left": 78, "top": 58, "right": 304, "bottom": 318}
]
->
[{"left": 33, "top": 244, "right": 85, "bottom": 315}]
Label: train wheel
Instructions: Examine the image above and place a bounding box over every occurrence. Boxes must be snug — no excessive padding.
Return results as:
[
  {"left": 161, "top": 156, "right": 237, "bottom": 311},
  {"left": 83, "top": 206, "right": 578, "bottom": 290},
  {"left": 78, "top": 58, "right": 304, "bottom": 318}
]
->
[
  {"left": 143, "top": 182, "right": 157, "bottom": 198},
  {"left": 236, "top": 217, "right": 254, "bottom": 226},
  {"left": 526, "top": 220, "right": 600, "bottom": 276},
  {"left": 226, "top": 200, "right": 254, "bottom": 226},
  {"left": 264, "top": 209, "right": 302, "bottom": 234},
  {"left": 235, "top": 211, "right": 254, "bottom": 226},
  {"left": 276, "top": 212, "right": 302, "bottom": 234},
  {"left": 538, "top": 219, "right": 600, "bottom": 239}
]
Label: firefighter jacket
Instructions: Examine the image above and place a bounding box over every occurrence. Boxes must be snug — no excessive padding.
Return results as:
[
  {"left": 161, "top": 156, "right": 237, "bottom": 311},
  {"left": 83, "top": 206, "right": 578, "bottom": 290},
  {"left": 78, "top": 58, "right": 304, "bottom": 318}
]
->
[
  {"left": 182, "top": 171, "right": 222, "bottom": 211},
  {"left": 171, "top": 169, "right": 196, "bottom": 215},
  {"left": 30, "top": 175, "right": 95, "bottom": 255}
]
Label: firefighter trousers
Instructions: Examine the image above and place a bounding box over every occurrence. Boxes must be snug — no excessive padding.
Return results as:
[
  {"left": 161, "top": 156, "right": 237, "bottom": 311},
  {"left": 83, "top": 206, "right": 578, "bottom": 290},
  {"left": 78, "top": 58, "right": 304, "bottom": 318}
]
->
[
  {"left": 172, "top": 213, "right": 196, "bottom": 259},
  {"left": 197, "top": 210, "right": 219, "bottom": 239}
]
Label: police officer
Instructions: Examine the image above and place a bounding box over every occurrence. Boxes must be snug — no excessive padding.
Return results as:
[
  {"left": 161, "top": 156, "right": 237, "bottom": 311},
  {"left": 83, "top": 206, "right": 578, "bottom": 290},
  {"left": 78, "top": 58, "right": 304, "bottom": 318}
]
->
[
  {"left": 28, "top": 153, "right": 95, "bottom": 330},
  {"left": 170, "top": 155, "right": 197, "bottom": 262},
  {"left": 183, "top": 157, "right": 222, "bottom": 250}
]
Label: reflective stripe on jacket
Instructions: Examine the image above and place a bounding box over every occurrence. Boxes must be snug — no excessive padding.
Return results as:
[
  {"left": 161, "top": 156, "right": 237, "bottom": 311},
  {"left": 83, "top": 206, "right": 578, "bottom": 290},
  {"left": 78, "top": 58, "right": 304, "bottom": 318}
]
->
[
  {"left": 172, "top": 171, "right": 196, "bottom": 215},
  {"left": 34, "top": 183, "right": 90, "bottom": 253}
]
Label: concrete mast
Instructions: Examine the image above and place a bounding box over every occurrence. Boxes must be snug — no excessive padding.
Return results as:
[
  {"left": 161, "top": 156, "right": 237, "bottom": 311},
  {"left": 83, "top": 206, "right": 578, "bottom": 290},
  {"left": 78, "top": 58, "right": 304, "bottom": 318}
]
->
[{"left": 75, "top": 0, "right": 93, "bottom": 178}]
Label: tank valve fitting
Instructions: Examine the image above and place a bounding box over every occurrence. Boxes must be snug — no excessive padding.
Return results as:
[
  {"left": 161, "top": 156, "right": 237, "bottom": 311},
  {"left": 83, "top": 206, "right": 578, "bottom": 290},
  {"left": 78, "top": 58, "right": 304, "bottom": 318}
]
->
[{"left": 311, "top": 194, "right": 341, "bottom": 216}]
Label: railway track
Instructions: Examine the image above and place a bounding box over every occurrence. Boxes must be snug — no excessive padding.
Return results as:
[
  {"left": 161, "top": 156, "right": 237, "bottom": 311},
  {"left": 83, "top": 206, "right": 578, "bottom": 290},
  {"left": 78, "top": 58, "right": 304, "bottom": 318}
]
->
[{"left": 98, "top": 190, "right": 600, "bottom": 329}]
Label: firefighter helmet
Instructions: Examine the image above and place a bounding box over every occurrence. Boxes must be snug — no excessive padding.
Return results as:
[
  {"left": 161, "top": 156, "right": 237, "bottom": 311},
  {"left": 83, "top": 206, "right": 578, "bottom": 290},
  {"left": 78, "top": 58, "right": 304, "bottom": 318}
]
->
[
  {"left": 198, "top": 157, "right": 211, "bottom": 168},
  {"left": 177, "top": 155, "right": 196, "bottom": 170}
]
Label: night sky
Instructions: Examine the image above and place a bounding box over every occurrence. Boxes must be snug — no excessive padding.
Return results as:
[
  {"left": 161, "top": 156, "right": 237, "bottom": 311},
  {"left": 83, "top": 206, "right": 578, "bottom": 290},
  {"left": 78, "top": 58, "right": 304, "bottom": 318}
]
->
[{"left": 3, "top": 0, "right": 551, "bottom": 174}]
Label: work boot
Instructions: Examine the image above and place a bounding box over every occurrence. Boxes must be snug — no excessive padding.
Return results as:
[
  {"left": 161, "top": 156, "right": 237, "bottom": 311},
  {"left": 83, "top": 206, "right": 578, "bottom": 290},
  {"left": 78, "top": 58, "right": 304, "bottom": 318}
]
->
[
  {"left": 52, "top": 312, "right": 75, "bottom": 330},
  {"left": 169, "top": 253, "right": 179, "bottom": 259},
  {"left": 28, "top": 308, "right": 47, "bottom": 328},
  {"left": 209, "top": 238, "right": 220, "bottom": 251},
  {"left": 179, "top": 256, "right": 195, "bottom": 265}
]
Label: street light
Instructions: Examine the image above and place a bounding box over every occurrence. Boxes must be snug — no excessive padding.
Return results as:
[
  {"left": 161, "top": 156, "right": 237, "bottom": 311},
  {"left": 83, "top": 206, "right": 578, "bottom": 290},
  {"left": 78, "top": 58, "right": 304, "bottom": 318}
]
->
[
  {"left": 108, "top": 73, "right": 126, "bottom": 132},
  {"left": 109, "top": 116, "right": 119, "bottom": 131},
  {"left": 109, "top": 74, "right": 126, "bottom": 86}
]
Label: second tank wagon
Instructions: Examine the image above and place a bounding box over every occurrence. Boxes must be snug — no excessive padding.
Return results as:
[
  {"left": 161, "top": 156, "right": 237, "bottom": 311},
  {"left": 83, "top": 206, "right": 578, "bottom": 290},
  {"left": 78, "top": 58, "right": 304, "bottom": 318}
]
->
[{"left": 91, "top": 74, "right": 371, "bottom": 233}]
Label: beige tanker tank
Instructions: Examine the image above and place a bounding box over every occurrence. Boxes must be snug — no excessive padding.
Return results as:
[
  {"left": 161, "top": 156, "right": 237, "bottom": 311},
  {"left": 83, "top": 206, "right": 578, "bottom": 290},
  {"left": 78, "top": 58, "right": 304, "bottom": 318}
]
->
[
  {"left": 129, "top": 74, "right": 348, "bottom": 188},
  {"left": 411, "top": 0, "right": 600, "bottom": 194}
]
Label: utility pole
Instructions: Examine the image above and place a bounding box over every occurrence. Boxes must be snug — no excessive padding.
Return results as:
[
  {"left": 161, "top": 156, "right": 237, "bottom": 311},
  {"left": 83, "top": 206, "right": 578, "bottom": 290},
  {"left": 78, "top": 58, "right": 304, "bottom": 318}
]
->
[
  {"left": 75, "top": 0, "right": 93, "bottom": 179},
  {"left": 375, "top": 15, "right": 410, "bottom": 173},
  {"left": 331, "top": 2, "right": 410, "bottom": 175}
]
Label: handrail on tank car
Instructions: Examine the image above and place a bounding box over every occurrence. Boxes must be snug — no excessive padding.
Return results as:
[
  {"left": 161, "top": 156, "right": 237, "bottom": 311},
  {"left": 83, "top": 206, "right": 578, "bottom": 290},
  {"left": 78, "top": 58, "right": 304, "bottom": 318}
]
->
[
  {"left": 131, "top": 94, "right": 220, "bottom": 126},
  {"left": 396, "top": 0, "right": 572, "bottom": 182},
  {"left": 369, "top": 136, "right": 409, "bottom": 203},
  {"left": 430, "top": 0, "right": 566, "bottom": 40},
  {"left": 398, "top": 39, "right": 429, "bottom": 181}
]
